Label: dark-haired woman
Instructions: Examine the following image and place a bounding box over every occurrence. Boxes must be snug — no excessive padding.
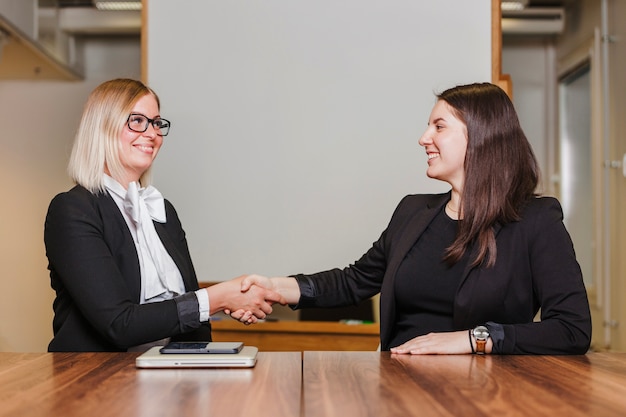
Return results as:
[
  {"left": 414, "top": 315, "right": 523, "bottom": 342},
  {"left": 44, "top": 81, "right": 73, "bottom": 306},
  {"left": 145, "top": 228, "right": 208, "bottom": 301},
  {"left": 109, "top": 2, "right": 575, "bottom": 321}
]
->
[{"left": 235, "top": 82, "right": 591, "bottom": 355}]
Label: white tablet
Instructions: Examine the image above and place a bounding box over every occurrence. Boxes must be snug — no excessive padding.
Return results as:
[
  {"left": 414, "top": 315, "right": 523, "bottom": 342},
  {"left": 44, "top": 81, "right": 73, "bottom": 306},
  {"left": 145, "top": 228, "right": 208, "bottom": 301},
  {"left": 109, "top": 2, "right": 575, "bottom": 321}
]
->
[{"left": 135, "top": 345, "right": 258, "bottom": 369}]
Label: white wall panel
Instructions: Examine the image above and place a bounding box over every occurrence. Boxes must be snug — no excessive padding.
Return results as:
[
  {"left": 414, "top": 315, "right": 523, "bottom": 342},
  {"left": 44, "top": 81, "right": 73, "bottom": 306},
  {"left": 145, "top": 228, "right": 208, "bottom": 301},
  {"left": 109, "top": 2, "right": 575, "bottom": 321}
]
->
[{"left": 147, "top": 1, "right": 492, "bottom": 281}]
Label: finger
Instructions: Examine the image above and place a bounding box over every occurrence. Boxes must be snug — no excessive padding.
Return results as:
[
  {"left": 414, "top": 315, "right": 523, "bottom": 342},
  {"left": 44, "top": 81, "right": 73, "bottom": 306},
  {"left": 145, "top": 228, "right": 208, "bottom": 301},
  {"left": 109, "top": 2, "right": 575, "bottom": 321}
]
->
[
  {"left": 389, "top": 342, "right": 413, "bottom": 354},
  {"left": 240, "top": 274, "right": 259, "bottom": 292},
  {"left": 233, "top": 311, "right": 246, "bottom": 322},
  {"left": 253, "top": 309, "right": 267, "bottom": 320},
  {"left": 265, "top": 290, "right": 286, "bottom": 305},
  {"left": 255, "top": 302, "right": 273, "bottom": 318},
  {"left": 241, "top": 311, "right": 254, "bottom": 323},
  {"left": 230, "top": 309, "right": 245, "bottom": 320}
]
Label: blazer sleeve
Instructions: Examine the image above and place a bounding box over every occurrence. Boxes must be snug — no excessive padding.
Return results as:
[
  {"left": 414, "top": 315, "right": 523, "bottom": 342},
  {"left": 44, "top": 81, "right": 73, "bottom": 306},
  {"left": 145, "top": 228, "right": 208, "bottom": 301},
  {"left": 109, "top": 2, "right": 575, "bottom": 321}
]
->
[
  {"left": 491, "top": 197, "right": 592, "bottom": 354},
  {"left": 292, "top": 221, "right": 393, "bottom": 309},
  {"left": 291, "top": 194, "right": 426, "bottom": 308},
  {"left": 45, "top": 188, "right": 206, "bottom": 349},
  {"left": 292, "top": 235, "right": 387, "bottom": 308}
]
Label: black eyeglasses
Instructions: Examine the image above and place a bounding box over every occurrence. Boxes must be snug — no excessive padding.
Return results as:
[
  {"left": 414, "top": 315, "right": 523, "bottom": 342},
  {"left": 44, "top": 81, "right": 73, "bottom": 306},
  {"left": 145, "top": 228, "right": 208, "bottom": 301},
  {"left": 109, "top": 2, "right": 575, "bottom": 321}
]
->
[{"left": 127, "top": 113, "right": 171, "bottom": 136}]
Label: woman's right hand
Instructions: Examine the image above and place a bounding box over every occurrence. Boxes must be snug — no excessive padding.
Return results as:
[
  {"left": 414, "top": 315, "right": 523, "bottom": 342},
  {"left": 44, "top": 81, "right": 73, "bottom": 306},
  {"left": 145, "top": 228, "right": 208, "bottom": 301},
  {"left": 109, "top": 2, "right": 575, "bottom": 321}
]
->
[
  {"left": 226, "top": 274, "right": 275, "bottom": 323},
  {"left": 240, "top": 274, "right": 275, "bottom": 293},
  {"left": 210, "top": 275, "right": 284, "bottom": 324},
  {"left": 228, "top": 274, "right": 300, "bottom": 323}
]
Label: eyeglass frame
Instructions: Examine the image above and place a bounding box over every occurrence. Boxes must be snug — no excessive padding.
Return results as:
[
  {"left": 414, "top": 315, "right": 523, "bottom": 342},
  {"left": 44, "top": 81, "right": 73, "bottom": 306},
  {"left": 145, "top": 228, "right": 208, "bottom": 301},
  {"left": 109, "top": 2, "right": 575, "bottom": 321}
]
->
[{"left": 126, "top": 113, "right": 171, "bottom": 136}]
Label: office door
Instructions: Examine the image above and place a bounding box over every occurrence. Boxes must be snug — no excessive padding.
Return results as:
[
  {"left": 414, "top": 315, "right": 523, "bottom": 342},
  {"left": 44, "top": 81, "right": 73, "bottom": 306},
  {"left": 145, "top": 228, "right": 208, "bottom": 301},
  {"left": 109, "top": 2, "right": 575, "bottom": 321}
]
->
[
  {"left": 558, "top": 57, "right": 606, "bottom": 350},
  {"left": 557, "top": 14, "right": 626, "bottom": 351}
]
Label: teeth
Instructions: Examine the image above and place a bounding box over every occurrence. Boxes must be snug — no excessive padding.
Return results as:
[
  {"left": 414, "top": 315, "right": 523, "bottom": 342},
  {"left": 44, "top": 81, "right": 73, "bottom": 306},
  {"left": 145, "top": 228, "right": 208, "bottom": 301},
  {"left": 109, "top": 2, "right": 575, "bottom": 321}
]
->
[{"left": 428, "top": 153, "right": 439, "bottom": 160}]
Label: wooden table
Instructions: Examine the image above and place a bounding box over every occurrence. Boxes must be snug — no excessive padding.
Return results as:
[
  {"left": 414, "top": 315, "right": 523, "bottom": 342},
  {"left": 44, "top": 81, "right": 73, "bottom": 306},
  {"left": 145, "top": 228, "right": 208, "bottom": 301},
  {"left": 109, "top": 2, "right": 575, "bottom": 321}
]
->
[
  {"left": 211, "top": 319, "right": 380, "bottom": 351},
  {"left": 303, "top": 351, "right": 626, "bottom": 417},
  {"left": 2, "top": 351, "right": 626, "bottom": 417},
  {"left": 0, "top": 351, "right": 301, "bottom": 417}
]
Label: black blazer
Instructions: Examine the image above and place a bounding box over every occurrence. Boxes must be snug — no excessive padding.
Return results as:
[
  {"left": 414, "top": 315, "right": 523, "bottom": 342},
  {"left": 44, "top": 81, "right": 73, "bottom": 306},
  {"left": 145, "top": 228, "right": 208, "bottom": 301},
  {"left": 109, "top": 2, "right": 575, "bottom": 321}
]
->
[
  {"left": 44, "top": 185, "right": 211, "bottom": 352},
  {"left": 294, "top": 193, "right": 591, "bottom": 354}
]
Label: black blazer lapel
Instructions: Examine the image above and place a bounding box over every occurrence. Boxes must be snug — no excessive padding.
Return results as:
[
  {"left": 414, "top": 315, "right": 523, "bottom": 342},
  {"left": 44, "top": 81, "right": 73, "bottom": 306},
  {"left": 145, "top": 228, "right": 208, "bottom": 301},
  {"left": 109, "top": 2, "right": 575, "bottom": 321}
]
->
[
  {"left": 97, "top": 191, "right": 143, "bottom": 301},
  {"left": 387, "top": 193, "right": 450, "bottom": 271},
  {"left": 154, "top": 221, "right": 198, "bottom": 292},
  {"left": 453, "top": 222, "right": 504, "bottom": 328},
  {"left": 379, "top": 192, "right": 450, "bottom": 349}
]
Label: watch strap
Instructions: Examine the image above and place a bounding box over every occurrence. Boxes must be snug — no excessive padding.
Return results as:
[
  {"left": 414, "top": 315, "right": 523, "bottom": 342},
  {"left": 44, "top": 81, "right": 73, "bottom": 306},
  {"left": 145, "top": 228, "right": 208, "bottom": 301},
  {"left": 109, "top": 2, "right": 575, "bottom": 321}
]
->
[
  {"left": 472, "top": 325, "right": 489, "bottom": 355},
  {"left": 476, "top": 339, "right": 487, "bottom": 354},
  {"left": 468, "top": 329, "right": 475, "bottom": 354}
]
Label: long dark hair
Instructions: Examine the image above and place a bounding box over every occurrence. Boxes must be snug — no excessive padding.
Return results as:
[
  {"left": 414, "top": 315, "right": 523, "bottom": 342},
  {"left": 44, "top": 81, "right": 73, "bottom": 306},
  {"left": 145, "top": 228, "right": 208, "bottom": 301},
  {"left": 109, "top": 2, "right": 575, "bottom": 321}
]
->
[{"left": 440, "top": 83, "right": 540, "bottom": 268}]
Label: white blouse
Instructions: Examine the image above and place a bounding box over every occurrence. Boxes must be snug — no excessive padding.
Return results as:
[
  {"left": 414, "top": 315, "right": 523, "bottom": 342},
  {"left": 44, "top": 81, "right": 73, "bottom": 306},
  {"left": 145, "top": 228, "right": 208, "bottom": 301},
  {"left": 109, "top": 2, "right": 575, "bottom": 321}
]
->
[{"left": 104, "top": 175, "right": 209, "bottom": 321}]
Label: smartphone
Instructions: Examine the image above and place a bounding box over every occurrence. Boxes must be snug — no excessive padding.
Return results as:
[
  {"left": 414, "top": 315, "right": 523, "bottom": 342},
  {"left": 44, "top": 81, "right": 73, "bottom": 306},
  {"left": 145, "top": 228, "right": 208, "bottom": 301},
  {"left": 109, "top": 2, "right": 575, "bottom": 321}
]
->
[{"left": 159, "top": 341, "right": 244, "bottom": 354}]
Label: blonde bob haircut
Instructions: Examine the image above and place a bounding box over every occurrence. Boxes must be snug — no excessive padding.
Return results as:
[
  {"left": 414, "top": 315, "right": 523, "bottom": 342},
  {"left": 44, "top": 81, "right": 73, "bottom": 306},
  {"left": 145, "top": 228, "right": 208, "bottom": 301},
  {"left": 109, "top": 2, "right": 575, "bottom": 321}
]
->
[{"left": 68, "top": 78, "right": 161, "bottom": 194}]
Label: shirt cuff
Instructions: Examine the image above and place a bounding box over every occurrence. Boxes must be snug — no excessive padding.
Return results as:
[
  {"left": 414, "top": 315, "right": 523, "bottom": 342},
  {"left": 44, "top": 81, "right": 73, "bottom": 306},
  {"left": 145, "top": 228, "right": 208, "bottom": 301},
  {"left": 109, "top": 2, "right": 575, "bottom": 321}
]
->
[
  {"left": 195, "top": 289, "right": 210, "bottom": 322},
  {"left": 290, "top": 274, "right": 316, "bottom": 309},
  {"left": 485, "top": 321, "right": 504, "bottom": 354}
]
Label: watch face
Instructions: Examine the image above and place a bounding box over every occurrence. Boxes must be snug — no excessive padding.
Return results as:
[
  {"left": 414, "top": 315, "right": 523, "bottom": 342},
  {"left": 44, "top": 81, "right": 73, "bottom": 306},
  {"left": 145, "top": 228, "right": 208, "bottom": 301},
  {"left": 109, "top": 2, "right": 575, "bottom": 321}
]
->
[{"left": 473, "top": 326, "right": 489, "bottom": 340}]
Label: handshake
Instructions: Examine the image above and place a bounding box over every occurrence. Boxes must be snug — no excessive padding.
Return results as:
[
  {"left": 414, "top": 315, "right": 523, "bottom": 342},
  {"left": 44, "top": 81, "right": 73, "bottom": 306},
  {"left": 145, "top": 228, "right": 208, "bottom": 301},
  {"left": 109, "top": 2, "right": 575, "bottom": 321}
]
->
[{"left": 218, "top": 274, "right": 297, "bottom": 325}]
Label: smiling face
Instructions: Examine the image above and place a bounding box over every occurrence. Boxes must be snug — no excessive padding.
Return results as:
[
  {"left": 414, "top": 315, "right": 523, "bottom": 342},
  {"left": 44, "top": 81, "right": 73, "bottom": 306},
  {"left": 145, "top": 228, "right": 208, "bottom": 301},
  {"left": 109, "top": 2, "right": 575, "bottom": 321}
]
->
[
  {"left": 418, "top": 100, "right": 468, "bottom": 192},
  {"left": 117, "top": 93, "right": 163, "bottom": 185}
]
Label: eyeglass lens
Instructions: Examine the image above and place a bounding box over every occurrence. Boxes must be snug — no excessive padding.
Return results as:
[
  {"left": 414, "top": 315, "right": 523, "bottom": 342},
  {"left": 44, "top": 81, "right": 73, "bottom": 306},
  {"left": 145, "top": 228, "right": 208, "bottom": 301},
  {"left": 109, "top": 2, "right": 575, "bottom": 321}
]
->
[{"left": 127, "top": 114, "right": 170, "bottom": 136}]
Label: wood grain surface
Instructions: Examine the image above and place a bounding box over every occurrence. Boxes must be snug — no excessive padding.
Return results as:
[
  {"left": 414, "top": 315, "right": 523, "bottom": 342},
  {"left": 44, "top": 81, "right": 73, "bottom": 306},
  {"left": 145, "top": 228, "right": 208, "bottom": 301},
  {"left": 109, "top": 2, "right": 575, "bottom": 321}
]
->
[
  {"left": 303, "top": 351, "right": 626, "bottom": 417},
  {"left": 0, "top": 351, "right": 301, "bottom": 417},
  {"left": 3, "top": 351, "right": 626, "bottom": 417}
]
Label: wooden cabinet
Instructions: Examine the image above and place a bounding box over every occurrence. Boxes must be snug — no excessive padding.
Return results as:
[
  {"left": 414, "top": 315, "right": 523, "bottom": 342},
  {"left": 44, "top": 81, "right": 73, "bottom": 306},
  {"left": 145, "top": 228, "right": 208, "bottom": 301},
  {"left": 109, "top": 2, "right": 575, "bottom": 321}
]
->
[{"left": 211, "top": 320, "right": 380, "bottom": 352}]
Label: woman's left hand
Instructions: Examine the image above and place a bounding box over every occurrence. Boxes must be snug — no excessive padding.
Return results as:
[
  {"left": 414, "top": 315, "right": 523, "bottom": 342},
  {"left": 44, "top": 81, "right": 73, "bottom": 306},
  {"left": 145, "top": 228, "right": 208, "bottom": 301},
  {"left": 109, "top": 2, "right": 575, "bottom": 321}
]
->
[{"left": 390, "top": 331, "right": 474, "bottom": 355}]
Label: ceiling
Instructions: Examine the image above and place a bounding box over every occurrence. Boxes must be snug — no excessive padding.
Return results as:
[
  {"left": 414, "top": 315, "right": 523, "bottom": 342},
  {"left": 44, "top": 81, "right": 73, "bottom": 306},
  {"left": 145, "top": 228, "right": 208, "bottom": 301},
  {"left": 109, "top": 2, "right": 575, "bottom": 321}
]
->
[
  {"left": 2, "top": 0, "right": 574, "bottom": 81},
  {"left": 40, "top": 0, "right": 571, "bottom": 8},
  {"left": 35, "top": 0, "right": 573, "bottom": 37}
]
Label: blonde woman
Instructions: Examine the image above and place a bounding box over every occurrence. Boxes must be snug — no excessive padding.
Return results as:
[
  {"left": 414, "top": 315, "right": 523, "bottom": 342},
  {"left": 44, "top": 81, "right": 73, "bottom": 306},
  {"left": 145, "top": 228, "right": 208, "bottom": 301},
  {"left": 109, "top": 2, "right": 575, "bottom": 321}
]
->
[{"left": 45, "top": 79, "right": 281, "bottom": 352}]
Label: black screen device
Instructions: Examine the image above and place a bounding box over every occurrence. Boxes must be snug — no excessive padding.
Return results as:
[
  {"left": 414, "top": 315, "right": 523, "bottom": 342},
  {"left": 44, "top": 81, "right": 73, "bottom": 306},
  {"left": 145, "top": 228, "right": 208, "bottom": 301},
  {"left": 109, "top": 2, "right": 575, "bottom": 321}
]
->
[{"left": 159, "top": 342, "right": 244, "bottom": 354}]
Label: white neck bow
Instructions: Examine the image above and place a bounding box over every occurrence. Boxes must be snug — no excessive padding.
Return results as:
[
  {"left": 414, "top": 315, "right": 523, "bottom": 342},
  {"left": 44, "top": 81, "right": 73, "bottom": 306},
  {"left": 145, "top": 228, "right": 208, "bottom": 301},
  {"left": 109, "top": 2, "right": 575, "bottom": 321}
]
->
[{"left": 104, "top": 178, "right": 184, "bottom": 300}]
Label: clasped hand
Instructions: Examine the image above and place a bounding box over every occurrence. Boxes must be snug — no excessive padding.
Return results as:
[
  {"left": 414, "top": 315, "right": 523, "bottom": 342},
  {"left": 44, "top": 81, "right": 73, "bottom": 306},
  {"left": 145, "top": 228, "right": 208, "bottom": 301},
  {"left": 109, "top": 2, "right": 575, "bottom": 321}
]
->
[{"left": 224, "top": 274, "right": 280, "bottom": 324}]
